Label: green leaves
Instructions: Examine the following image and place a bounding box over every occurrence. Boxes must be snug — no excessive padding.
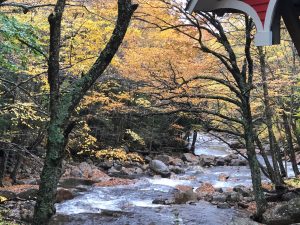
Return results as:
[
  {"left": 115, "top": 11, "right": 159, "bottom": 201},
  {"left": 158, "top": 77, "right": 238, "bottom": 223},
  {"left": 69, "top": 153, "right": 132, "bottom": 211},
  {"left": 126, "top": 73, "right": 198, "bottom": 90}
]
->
[{"left": 0, "top": 13, "right": 43, "bottom": 70}]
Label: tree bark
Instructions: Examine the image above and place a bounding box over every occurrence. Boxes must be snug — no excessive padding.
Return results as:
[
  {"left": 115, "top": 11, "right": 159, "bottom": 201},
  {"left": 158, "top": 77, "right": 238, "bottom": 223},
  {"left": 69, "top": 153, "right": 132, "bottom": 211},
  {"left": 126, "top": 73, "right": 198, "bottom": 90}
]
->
[
  {"left": 190, "top": 130, "right": 197, "bottom": 152},
  {"left": 282, "top": 111, "right": 299, "bottom": 176},
  {"left": 258, "top": 47, "right": 285, "bottom": 184},
  {"left": 243, "top": 100, "right": 267, "bottom": 217},
  {"left": 0, "top": 150, "right": 8, "bottom": 187}
]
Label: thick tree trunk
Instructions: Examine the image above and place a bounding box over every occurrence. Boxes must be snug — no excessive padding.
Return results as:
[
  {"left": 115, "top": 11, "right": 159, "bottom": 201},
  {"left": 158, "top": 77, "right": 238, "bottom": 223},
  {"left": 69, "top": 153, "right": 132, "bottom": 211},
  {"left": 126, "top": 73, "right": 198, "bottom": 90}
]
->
[
  {"left": 33, "top": 124, "right": 67, "bottom": 224},
  {"left": 282, "top": 111, "right": 299, "bottom": 176},
  {"left": 243, "top": 99, "right": 267, "bottom": 217}
]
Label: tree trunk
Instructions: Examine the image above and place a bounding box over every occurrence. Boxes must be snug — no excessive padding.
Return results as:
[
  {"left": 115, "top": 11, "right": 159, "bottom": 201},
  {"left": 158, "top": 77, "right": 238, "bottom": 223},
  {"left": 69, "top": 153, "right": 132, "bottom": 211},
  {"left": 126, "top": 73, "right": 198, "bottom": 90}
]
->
[
  {"left": 255, "top": 136, "right": 276, "bottom": 182},
  {"left": 33, "top": 0, "right": 137, "bottom": 223},
  {"left": 258, "top": 47, "right": 285, "bottom": 184},
  {"left": 190, "top": 130, "right": 197, "bottom": 152},
  {"left": 10, "top": 152, "right": 22, "bottom": 184},
  {"left": 33, "top": 124, "right": 67, "bottom": 224},
  {"left": 0, "top": 150, "right": 8, "bottom": 187},
  {"left": 243, "top": 99, "right": 267, "bottom": 217},
  {"left": 282, "top": 111, "right": 299, "bottom": 176}
]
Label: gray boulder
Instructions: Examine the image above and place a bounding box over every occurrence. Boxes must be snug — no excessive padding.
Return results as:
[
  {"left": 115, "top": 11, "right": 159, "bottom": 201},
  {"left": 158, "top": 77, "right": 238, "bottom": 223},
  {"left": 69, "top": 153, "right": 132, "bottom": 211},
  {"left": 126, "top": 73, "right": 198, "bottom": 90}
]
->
[
  {"left": 263, "top": 198, "right": 300, "bottom": 225},
  {"left": 149, "top": 160, "right": 171, "bottom": 177}
]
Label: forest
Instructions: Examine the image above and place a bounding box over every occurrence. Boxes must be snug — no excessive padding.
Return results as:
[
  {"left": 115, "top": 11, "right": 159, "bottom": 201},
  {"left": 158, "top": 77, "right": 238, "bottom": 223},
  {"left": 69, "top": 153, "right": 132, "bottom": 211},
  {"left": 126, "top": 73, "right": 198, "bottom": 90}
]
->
[{"left": 1, "top": 0, "right": 300, "bottom": 224}]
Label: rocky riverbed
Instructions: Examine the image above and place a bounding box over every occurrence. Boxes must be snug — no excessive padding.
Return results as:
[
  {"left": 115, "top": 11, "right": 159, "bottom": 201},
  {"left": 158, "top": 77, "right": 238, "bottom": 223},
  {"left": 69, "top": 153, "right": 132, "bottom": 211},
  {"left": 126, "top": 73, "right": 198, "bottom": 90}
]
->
[{"left": 1, "top": 132, "right": 300, "bottom": 225}]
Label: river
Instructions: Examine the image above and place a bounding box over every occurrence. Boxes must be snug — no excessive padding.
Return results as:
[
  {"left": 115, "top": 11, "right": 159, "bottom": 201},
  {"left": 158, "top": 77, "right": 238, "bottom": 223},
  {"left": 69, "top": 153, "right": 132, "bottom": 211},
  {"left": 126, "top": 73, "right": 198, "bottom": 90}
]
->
[{"left": 49, "top": 133, "right": 294, "bottom": 225}]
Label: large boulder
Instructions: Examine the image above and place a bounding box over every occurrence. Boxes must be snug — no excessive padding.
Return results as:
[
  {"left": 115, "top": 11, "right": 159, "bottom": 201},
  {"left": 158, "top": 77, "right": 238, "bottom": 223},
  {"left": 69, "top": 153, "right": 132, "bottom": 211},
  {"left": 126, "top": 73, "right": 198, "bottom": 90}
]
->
[
  {"left": 56, "top": 188, "right": 74, "bottom": 203},
  {"left": 17, "top": 189, "right": 38, "bottom": 200},
  {"left": 263, "top": 198, "right": 300, "bottom": 225},
  {"left": 154, "top": 155, "right": 173, "bottom": 165},
  {"left": 149, "top": 160, "right": 171, "bottom": 177}
]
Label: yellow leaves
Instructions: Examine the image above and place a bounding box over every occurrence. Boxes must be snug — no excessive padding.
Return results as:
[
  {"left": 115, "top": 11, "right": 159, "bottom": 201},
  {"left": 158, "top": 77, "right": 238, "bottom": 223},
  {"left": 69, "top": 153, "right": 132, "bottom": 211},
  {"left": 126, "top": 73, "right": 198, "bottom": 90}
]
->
[
  {"left": 0, "top": 196, "right": 7, "bottom": 203},
  {"left": 95, "top": 148, "right": 144, "bottom": 163},
  {"left": 285, "top": 178, "right": 300, "bottom": 188}
]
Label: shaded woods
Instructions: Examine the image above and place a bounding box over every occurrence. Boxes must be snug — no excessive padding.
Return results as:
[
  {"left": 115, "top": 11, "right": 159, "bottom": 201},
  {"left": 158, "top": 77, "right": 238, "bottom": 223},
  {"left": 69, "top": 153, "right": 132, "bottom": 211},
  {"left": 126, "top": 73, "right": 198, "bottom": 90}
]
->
[{"left": 1, "top": 0, "right": 300, "bottom": 224}]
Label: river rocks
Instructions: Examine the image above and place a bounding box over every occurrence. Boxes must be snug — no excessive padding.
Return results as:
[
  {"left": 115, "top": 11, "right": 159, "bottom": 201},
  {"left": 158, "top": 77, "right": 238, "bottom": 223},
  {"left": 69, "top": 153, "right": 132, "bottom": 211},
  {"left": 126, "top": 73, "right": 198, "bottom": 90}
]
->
[
  {"left": 0, "top": 190, "right": 17, "bottom": 200},
  {"left": 218, "top": 173, "right": 230, "bottom": 181},
  {"left": 64, "top": 162, "right": 109, "bottom": 181},
  {"left": 233, "top": 185, "right": 252, "bottom": 197},
  {"left": 174, "top": 188, "right": 198, "bottom": 204},
  {"left": 17, "top": 188, "right": 38, "bottom": 200},
  {"left": 152, "top": 198, "right": 174, "bottom": 205},
  {"left": 149, "top": 160, "right": 171, "bottom": 177},
  {"left": 215, "top": 157, "right": 226, "bottom": 166},
  {"left": 211, "top": 193, "right": 228, "bottom": 203},
  {"left": 56, "top": 188, "right": 74, "bottom": 203},
  {"left": 199, "top": 154, "right": 215, "bottom": 167},
  {"left": 169, "top": 165, "right": 185, "bottom": 174},
  {"left": 228, "top": 192, "right": 243, "bottom": 202},
  {"left": 263, "top": 198, "right": 300, "bottom": 225},
  {"left": 78, "top": 162, "right": 93, "bottom": 177},
  {"left": 282, "top": 192, "right": 300, "bottom": 201},
  {"left": 59, "top": 178, "right": 97, "bottom": 189},
  {"left": 170, "top": 158, "right": 184, "bottom": 167},
  {"left": 230, "top": 159, "right": 248, "bottom": 166},
  {"left": 98, "top": 161, "right": 114, "bottom": 170},
  {"left": 229, "top": 142, "right": 244, "bottom": 149},
  {"left": 17, "top": 178, "right": 39, "bottom": 185},
  {"left": 182, "top": 153, "right": 199, "bottom": 163},
  {"left": 4, "top": 200, "right": 35, "bottom": 222},
  {"left": 228, "top": 217, "right": 261, "bottom": 225},
  {"left": 196, "top": 183, "right": 215, "bottom": 197},
  {"left": 93, "top": 178, "right": 134, "bottom": 187},
  {"left": 217, "top": 202, "right": 231, "bottom": 209},
  {"left": 154, "top": 154, "right": 173, "bottom": 165}
]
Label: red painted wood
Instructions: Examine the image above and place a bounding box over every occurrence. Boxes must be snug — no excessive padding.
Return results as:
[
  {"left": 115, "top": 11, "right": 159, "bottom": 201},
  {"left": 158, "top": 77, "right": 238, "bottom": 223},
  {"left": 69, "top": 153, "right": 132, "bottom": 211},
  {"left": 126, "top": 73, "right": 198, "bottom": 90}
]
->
[{"left": 243, "top": 0, "right": 270, "bottom": 25}]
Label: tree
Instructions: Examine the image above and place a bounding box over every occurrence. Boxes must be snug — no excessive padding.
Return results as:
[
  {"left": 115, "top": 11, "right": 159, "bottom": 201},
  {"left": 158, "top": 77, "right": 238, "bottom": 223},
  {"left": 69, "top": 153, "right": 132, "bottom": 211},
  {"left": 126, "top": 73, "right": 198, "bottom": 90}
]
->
[
  {"left": 133, "top": 0, "right": 268, "bottom": 217},
  {"left": 32, "top": 0, "right": 138, "bottom": 223}
]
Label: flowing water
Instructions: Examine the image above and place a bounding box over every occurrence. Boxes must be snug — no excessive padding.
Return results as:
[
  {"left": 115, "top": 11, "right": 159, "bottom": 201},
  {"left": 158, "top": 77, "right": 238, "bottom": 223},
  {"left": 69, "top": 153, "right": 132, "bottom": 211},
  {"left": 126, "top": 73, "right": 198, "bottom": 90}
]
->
[{"left": 50, "top": 132, "right": 295, "bottom": 225}]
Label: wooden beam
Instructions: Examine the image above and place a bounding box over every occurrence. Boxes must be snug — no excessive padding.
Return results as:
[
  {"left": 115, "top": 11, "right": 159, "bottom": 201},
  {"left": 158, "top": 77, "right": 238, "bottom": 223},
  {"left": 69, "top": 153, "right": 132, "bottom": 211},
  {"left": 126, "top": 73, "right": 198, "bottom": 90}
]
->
[{"left": 280, "top": 0, "right": 300, "bottom": 55}]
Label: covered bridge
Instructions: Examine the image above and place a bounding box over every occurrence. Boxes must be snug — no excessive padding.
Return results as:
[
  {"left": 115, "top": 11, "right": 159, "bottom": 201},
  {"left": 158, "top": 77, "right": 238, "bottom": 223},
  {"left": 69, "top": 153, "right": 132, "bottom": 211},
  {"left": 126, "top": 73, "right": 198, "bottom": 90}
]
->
[{"left": 187, "top": 0, "right": 300, "bottom": 54}]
